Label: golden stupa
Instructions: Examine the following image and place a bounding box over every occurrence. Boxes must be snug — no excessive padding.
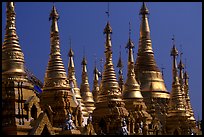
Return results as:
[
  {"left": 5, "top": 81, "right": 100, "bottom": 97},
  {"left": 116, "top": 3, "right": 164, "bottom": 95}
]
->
[{"left": 2, "top": 2, "right": 199, "bottom": 135}]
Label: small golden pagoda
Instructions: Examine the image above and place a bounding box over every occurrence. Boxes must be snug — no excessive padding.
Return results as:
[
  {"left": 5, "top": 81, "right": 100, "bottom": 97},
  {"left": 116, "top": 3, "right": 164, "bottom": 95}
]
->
[
  {"left": 134, "top": 2, "right": 170, "bottom": 130},
  {"left": 92, "top": 21, "right": 129, "bottom": 135},
  {"left": 80, "top": 56, "right": 95, "bottom": 114},
  {"left": 40, "top": 5, "right": 81, "bottom": 134},
  {"left": 67, "top": 47, "right": 89, "bottom": 123},
  {"left": 122, "top": 23, "right": 152, "bottom": 135},
  {"left": 166, "top": 38, "right": 190, "bottom": 135}
]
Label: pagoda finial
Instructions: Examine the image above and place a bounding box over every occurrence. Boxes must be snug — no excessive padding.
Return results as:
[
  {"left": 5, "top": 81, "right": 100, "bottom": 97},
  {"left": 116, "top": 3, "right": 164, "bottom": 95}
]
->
[
  {"left": 140, "top": 2, "right": 149, "bottom": 15},
  {"left": 49, "top": 4, "right": 59, "bottom": 32}
]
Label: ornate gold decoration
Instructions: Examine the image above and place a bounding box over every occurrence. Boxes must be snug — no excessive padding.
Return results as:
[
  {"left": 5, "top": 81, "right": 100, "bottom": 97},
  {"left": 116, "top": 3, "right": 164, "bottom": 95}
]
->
[
  {"left": 41, "top": 5, "right": 78, "bottom": 128},
  {"left": 92, "top": 21, "right": 129, "bottom": 135},
  {"left": 2, "top": 2, "right": 27, "bottom": 82}
]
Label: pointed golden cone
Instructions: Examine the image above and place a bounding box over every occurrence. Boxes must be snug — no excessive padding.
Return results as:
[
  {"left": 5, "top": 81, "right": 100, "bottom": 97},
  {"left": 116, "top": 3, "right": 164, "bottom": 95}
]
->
[
  {"left": 43, "top": 5, "right": 69, "bottom": 91},
  {"left": 2, "top": 2, "right": 27, "bottom": 82},
  {"left": 134, "top": 2, "right": 169, "bottom": 98},
  {"left": 168, "top": 43, "right": 187, "bottom": 112},
  {"left": 123, "top": 37, "right": 143, "bottom": 99},
  {"left": 2, "top": 3, "right": 39, "bottom": 132},
  {"left": 68, "top": 47, "right": 89, "bottom": 118},
  {"left": 80, "top": 57, "right": 95, "bottom": 114},
  {"left": 123, "top": 34, "right": 152, "bottom": 134},
  {"left": 41, "top": 5, "right": 77, "bottom": 127}
]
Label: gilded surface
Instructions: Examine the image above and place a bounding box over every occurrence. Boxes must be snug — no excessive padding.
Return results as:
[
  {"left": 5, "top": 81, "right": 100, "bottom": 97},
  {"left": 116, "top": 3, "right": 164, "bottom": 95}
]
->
[
  {"left": 2, "top": 2, "right": 199, "bottom": 135},
  {"left": 92, "top": 21, "right": 129, "bottom": 135},
  {"left": 134, "top": 3, "right": 168, "bottom": 96}
]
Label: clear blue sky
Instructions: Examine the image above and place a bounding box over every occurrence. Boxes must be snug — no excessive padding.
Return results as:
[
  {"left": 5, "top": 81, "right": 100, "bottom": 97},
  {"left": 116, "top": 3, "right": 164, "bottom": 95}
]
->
[{"left": 2, "top": 2, "right": 202, "bottom": 121}]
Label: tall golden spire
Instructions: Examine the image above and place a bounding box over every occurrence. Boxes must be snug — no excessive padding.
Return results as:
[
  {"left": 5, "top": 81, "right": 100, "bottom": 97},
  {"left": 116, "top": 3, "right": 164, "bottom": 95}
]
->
[
  {"left": 80, "top": 56, "right": 95, "bottom": 114},
  {"left": 169, "top": 37, "right": 186, "bottom": 112},
  {"left": 117, "top": 45, "right": 124, "bottom": 93},
  {"left": 97, "top": 21, "right": 123, "bottom": 100},
  {"left": 92, "top": 19, "right": 128, "bottom": 135},
  {"left": 41, "top": 5, "right": 77, "bottom": 127},
  {"left": 183, "top": 70, "right": 195, "bottom": 122},
  {"left": 134, "top": 2, "right": 168, "bottom": 98},
  {"left": 122, "top": 22, "right": 152, "bottom": 135},
  {"left": 43, "top": 5, "right": 69, "bottom": 91},
  {"left": 68, "top": 46, "right": 89, "bottom": 118},
  {"left": 2, "top": 2, "right": 26, "bottom": 81},
  {"left": 123, "top": 22, "right": 142, "bottom": 99}
]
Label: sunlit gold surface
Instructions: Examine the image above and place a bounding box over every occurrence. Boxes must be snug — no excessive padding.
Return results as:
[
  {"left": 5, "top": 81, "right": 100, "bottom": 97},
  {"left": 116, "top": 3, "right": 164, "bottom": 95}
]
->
[
  {"left": 123, "top": 37, "right": 142, "bottom": 99},
  {"left": 80, "top": 57, "right": 95, "bottom": 114},
  {"left": 134, "top": 2, "right": 168, "bottom": 97},
  {"left": 2, "top": 2, "right": 198, "bottom": 135},
  {"left": 2, "top": 2, "right": 27, "bottom": 82},
  {"left": 41, "top": 5, "right": 78, "bottom": 128}
]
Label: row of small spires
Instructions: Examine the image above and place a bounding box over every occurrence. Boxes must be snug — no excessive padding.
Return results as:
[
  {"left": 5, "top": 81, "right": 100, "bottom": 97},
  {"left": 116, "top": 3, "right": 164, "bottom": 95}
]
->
[{"left": 3, "top": 2, "right": 190, "bottom": 90}]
